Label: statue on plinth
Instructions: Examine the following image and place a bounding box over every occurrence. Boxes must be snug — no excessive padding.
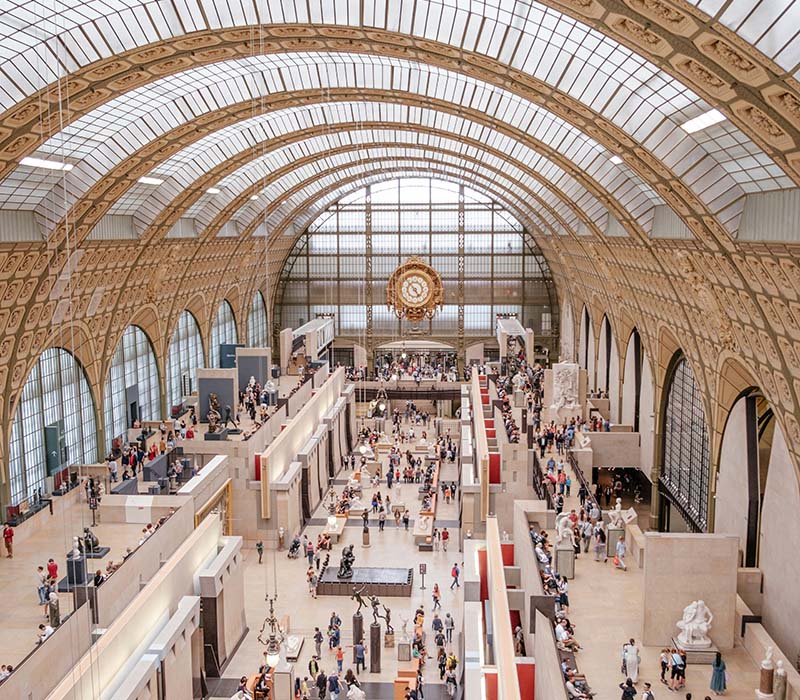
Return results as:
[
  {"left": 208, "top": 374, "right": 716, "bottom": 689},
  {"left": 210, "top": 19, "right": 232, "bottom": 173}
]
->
[
  {"left": 382, "top": 605, "right": 394, "bottom": 635},
  {"left": 351, "top": 585, "right": 367, "bottom": 616},
  {"left": 555, "top": 513, "right": 576, "bottom": 547},
  {"left": 398, "top": 613, "right": 410, "bottom": 640},
  {"left": 607, "top": 498, "right": 625, "bottom": 528},
  {"left": 83, "top": 527, "right": 100, "bottom": 553},
  {"left": 676, "top": 600, "right": 713, "bottom": 649},
  {"left": 337, "top": 544, "right": 355, "bottom": 579},
  {"left": 207, "top": 393, "right": 221, "bottom": 433},
  {"left": 70, "top": 536, "right": 82, "bottom": 558},
  {"left": 369, "top": 594, "right": 382, "bottom": 626}
]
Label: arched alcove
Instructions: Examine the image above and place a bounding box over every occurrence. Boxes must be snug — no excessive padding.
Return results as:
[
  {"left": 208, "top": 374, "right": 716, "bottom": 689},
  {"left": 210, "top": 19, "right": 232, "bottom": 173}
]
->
[
  {"left": 621, "top": 328, "right": 655, "bottom": 481},
  {"left": 659, "top": 352, "right": 711, "bottom": 532},
  {"left": 8, "top": 348, "right": 98, "bottom": 508},
  {"left": 210, "top": 299, "right": 238, "bottom": 367},
  {"left": 578, "top": 305, "right": 596, "bottom": 391},
  {"left": 103, "top": 325, "right": 161, "bottom": 449},
  {"left": 166, "top": 311, "right": 205, "bottom": 411},
  {"left": 248, "top": 291, "right": 269, "bottom": 348}
]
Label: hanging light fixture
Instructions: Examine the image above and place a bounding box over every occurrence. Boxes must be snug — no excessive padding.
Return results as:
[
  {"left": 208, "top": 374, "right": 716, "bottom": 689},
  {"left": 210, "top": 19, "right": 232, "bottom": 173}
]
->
[{"left": 257, "top": 596, "right": 284, "bottom": 668}]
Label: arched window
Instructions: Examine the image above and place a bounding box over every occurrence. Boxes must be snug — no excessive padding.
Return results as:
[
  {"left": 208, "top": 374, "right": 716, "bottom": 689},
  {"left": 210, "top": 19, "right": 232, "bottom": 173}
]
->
[
  {"left": 8, "top": 348, "right": 97, "bottom": 506},
  {"left": 166, "top": 311, "right": 204, "bottom": 410},
  {"left": 248, "top": 291, "right": 268, "bottom": 347},
  {"left": 210, "top": 300, "right": 238, "bottom": 367},
  {"left": 661, "top": 354, "right": 711, "bottom": 531},
  {"left": 104, "top": 326, "right": 161, "bottom": 448}
]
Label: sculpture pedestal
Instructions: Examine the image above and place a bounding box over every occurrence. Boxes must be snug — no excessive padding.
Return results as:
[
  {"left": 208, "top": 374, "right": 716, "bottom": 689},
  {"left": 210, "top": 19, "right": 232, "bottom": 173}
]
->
[
  {"left": 369, "top": 623, "right": 381, "bottom": 673},
  {"left": 607, "top": 526, "right": 624, "bottom": 556},
  {"left": 362, "top": 529, "right": 370, "bottom": 548},
  {"left": 352, "top": 614, "right": 363, "bottom": 663},
  {"left": 671, "top": 637, "right": 718, "bottom": 664},
  {"left": 397, "top": 642, "right": 411, "bottom": 661},
  {"left": 384, "top": 633, "right": 395, "bottom": 648},
  {"left": 555, "top": 543, "right": 575, "bottom": 579},
  {"left": 755, "top": 692, "right": 775, "bottom": 700}
]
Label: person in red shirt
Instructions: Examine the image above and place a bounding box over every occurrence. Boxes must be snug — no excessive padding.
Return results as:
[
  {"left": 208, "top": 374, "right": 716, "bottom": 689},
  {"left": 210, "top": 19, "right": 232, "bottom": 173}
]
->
[
  {"left": 47, "top": 558, "right": 58, "bottom": 581},
  {"left": 441, "top": 527, "right": 450, "bottom": 552},
  {"left": 3, "top": 522, "right": 13, "bottom": 558}
]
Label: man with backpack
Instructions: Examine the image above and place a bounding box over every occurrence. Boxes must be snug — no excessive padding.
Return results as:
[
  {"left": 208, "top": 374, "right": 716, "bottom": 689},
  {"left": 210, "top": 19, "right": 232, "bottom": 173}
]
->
[{"left": 450, "top": 562, "right": 460, "bottom": 589}]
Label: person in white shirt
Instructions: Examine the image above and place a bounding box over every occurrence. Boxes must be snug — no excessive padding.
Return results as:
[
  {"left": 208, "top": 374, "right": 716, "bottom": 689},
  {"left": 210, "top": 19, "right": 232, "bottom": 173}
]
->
[
  {"left": 555, "top": 621, "right": 581, "bottom": 651},
  {"left": 535, "top": 543, "right": 550, "bottom": 564},
  {"left": 37, "top": 624, "right": 54, "bottom": 644}
]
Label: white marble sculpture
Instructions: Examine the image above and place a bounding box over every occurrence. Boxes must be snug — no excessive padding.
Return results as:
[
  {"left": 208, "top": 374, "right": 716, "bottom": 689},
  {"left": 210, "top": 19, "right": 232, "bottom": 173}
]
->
[
  {"left": 70, "top": 536, "right": 81, "bottom": 558},
  {"left": 555, "top": 513, "right": 576, "bottom": 547},
  {"left": 676, "top": 600, "right": 714, "bottom": 649},
  {"left": 512, "top": 372, "right": 527, "bottom": 390},
  {"left": 774, "top": 659, "right": 787, "bottom": 700},
  {"left": 550, "top": 363, "right": 580, "bottom": 410},
  {"left": 607, "top": 498, "right": 625, "bottom": 528}
]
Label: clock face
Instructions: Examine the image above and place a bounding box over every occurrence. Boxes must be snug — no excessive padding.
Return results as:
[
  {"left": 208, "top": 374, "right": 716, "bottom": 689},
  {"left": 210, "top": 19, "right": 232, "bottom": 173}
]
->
[{"left": 400, "top": 274, "right": 431, "bottom": 307}]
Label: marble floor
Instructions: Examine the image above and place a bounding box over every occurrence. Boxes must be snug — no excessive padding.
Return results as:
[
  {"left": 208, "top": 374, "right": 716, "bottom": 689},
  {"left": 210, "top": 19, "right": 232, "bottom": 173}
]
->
[
  {"left": 556, "top": 448, "right": 761, "bottom": 700},
  {"left": 216, "top": 418, "right": 463, "bottom": 699},
  {"left": 0, "top": 497, "right": 144, "bottom": 669}
]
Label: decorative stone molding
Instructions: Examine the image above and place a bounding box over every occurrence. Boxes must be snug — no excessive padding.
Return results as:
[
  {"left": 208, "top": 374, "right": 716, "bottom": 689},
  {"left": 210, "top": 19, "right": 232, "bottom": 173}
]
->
[
  {"left": 608, "top": 14, "right": 671, "bottom": 57},
  {"left": 695, "top": 33, "right": 769, "bottom": 87},
  {"left": 732, "top": 100, "right": 794, "bottom": 150}
]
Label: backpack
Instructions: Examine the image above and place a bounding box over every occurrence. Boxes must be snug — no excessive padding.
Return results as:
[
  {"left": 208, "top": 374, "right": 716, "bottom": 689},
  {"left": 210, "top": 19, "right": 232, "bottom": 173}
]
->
[
  {"left": 451, "top": 566, "right": 459, "bottom": 578},
  {"left": 598, "top": 529, "right": 606, "bottom": 543}
]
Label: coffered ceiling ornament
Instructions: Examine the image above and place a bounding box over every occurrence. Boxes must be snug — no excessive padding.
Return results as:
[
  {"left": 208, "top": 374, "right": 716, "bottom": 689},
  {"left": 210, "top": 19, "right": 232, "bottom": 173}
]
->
[{"left": 386, "top": 257, "right": 444, "bottom": 324}]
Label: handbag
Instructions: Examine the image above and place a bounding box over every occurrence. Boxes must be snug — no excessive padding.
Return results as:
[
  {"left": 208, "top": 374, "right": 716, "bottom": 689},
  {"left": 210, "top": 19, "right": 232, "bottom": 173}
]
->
[{"left": 614, "top": 555, "right": 620, "bottom": 566}]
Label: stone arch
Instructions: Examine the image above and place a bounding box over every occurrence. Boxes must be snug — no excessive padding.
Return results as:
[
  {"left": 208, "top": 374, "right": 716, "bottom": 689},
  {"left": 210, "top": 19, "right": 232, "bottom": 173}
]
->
[{"left": 578, "top": 304, "right": 596, "bottom": 391}]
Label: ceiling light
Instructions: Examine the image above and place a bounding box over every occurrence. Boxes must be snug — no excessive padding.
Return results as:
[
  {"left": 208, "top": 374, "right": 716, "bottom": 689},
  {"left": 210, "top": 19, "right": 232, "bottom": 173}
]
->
[
  {"left": 20, "top": 156, "right": 73, "bottom": 171},
  {"left": 251, "top": 195, "right": 260, "bottom": 201},
  {"left": 609, "top": 155, "right": 623, "bottom": 165},
  {"left": 206, "top": 187, "right": 221, "bottom": 194},
  {"left": 138, "top": 176, "right": 164, "bottom": 185},
  {"left": 681, "top": 109, "right": 726, "bottom": 134}
]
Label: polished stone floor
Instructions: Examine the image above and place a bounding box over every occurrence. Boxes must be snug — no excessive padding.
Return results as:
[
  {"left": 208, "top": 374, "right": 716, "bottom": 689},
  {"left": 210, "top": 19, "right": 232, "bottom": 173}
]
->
[
  {"left": 216, "top": 418, "right": 463, "bottom": 698},
  {"left": 0, "top": 497, "right": 144, "bottom": 669},
  {"left": 556, "top": 447, "right": 761, "bottom": 700}
]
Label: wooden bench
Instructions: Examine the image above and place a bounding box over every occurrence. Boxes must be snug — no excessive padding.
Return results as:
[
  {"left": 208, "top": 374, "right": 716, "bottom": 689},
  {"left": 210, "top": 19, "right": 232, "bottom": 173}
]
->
[{"left": 394, "top": 676, "right": 417, "bottom": 700}]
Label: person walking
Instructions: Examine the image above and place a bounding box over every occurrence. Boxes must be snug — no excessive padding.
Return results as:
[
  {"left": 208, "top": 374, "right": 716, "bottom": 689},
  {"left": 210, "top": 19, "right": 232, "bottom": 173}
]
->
[
  {"left": 578, "top": 484, "right": 588, "bottom": 507},
  {"left": 432, "top": 583, "right": 441, "bottom": 610},
  {"left": 450, "top": 562, "right": 460, "bottom": 589},
  {"left": 314, "top": 627, "right": 324, "bottom": 657},
  {"left": 615, "top": 536, "right": 628, "bottom": 571},
  {"left": 378, "top": 508, "right": 386, "bottom": 532},
  {"left": 394, "top": 508, "right": 401, "bottom": 528},
  {"left": 3, "top": 522, "right": 14, "bottom": 558},
  {"left": 402, "top": 510, "right": 410, "bottom": 531},
  {"left": 622, "top": 638, "right": 640, "bottom": 684},
  {"left": 660, "top": 648, "right": 670, "bottom": 685},
  {"left": 444, "top": 612, "right": 455, "bottom": 643},
  {"left": 336, "top": 646, "right": 344, "bottom": 674},
  {"left": 593, "top": 524, "right": 607, "bottom": 562},
  {"left": 354, "top": 641, "right": 366, "bottom": 674},
  {"left": 441, "top": 527, "right": 450, "bottom": 551},
  {"left": 256, "top": 540, "right": 263, "bottom": 564},
  {"left": 328, "top": 673, "right": 342, "bottom": 700},
  {"left": 307, "top": 540, "right": 315, "bottom": 566},
  {"left": 641, "top": 682, "right": 655, "bottom": 700},
  {"left": 36, "top": 566, "right": 48, "bottom": 605},
  {"left": 620, "top": 678, "right": 637, "bottom": 700},
  {"left": 710, "top": 652, "right": 727, "bottom": 695},
  {"left": 316, "top": 670, "right": 328, "bottom": 699}
]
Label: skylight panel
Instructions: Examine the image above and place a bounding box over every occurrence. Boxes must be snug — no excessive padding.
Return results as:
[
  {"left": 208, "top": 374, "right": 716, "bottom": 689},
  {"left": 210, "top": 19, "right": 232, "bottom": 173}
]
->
[{"left": 681, "top": 109, "right": 727, "bottom": 134}]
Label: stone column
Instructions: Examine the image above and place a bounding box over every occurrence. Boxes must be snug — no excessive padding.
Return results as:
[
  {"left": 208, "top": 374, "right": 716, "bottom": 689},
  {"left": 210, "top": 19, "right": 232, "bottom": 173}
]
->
[
  {"left": 369, "top": 623, "right": 381, "bottom": 673},
  {"left": 352, "top": 613, "right": 363, "bottom": 664}
]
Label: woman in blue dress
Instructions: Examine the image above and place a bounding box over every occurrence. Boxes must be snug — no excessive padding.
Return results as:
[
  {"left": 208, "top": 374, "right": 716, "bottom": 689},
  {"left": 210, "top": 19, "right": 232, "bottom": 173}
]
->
[{"left": 710, "top": 651, "right": 727, "bottom": 695}]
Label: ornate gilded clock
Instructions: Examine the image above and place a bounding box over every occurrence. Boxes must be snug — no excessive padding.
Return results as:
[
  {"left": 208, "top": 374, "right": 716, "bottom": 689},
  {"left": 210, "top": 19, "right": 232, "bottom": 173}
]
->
[{"left": 386, "top": 256, "right": 444, "bottom": 322}]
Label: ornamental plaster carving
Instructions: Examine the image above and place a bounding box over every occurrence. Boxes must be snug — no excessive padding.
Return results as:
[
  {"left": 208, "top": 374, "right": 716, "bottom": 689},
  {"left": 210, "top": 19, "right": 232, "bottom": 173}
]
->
[
  {"left": 763, "top": 87, "right": 800, "bottom": 130},
  {"left": 550, "top": 363, "right": 580, "bottom": 410},
  {"left": 695, "top": 34, "right": 768, "bottom": 87},
  {"left": 608, "top": 14, "right": 671, "bottom": 57},
  {"left": 671, "top": 56, "right": 736, "bottom": 101},
  {"left": 733, "top": 101, "right": 793, "bottom": 149},
  {"left": 550, "top": 0, "right": 605, "bottom": 19},
  {"left": 624, "top": 0, "right": 697, "bottom": 35}
]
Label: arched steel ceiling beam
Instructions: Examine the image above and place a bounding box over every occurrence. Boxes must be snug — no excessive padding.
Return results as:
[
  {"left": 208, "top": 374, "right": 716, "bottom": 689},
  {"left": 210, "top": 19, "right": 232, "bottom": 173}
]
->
[
  {"left": 1, "top": 19, "right": 796, "bottom": 191},
  {"left": 183, "top": 140, "right": 605, "bottom": 244}
]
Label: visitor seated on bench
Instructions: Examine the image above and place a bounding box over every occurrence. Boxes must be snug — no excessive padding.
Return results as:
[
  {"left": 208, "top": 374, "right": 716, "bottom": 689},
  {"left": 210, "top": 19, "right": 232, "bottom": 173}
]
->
[
  {"left": 555, "top": 620, "right": 582, "bottom": 652},
  {"left": 565, "top": 671, "right": 594, "bottom": 699}
]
